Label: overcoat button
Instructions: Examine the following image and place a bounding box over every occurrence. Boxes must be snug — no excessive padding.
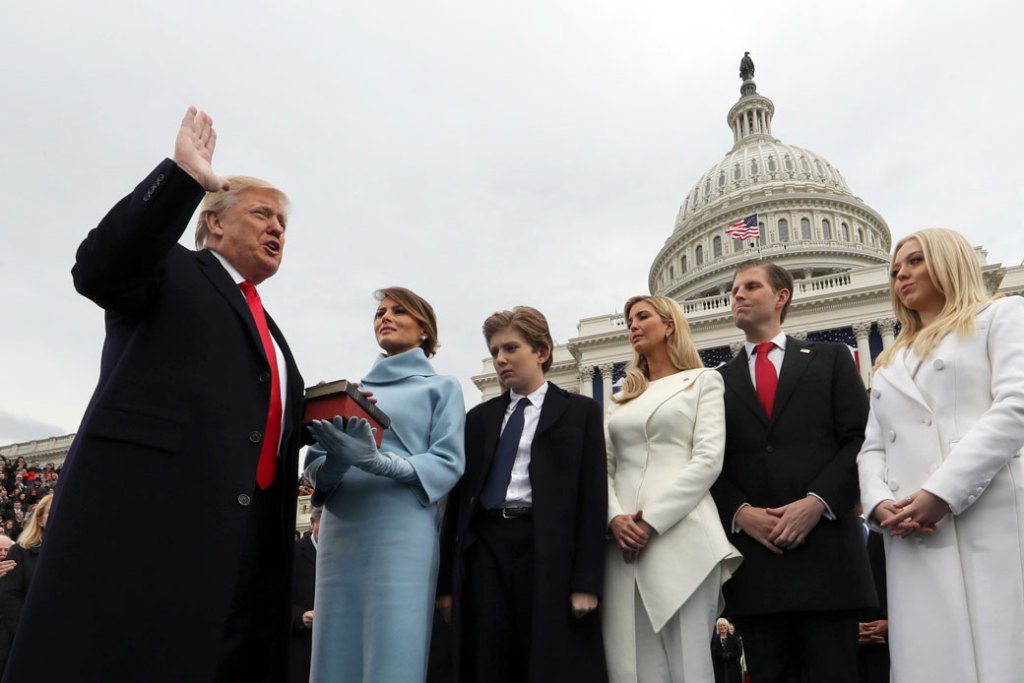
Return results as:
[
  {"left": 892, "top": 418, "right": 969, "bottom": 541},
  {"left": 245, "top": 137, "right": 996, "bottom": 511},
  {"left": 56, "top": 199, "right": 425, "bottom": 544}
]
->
[
  {"left": 238, "top": 494, "right": 251, "bottom": 506},
  {"left": 888, "top": 480, "right": 900, "bottom": 492},
  {"left": 871, "top": 389, "right": 881, "bottom": 399},
  {"left": 249, "top": 430, "right": 263, "bottom": 443},
  {"left": 766, "top": 445, "right": 775, "bottom": 454},
  {"left": 933, "top": 359, "right": 945, "bottom": 370},
  {"left": 888, "top": 430, "right": 897, "bottom": 443},
  {"left": 967, "top": 495, "right": 976, "bottom": 504},
  {"left": 258, "top": 371, "right": 271, "bottom": 383}
]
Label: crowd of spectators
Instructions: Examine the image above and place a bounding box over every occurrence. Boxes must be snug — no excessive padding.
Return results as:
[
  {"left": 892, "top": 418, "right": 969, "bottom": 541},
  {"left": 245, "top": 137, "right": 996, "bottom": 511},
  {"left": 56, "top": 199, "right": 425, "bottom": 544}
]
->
[{"left": 0, "top": 457, "right": 60, "bottom": 542}]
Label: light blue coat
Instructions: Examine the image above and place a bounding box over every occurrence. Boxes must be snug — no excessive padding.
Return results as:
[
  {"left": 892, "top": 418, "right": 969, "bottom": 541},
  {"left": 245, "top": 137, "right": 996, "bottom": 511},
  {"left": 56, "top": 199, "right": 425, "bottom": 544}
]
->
[{"left": 306, "top": 348, "right": 466, "bottom": 682}]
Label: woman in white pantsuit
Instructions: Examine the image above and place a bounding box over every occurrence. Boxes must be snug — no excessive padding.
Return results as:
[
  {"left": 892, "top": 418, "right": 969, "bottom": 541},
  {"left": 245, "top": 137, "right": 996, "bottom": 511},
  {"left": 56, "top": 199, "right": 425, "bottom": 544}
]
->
[
  {"left": 604, "top": 295, "right": 742, "bottom": 683},
  {"left": 858, "top": 228, "right": 1024, "bottom": 683}
]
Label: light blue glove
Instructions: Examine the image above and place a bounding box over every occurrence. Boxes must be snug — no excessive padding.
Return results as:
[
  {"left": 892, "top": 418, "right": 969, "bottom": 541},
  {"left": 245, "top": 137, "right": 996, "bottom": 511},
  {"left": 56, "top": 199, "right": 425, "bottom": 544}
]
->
[
  {"left": 303, "top": 439, "right": 350, "bottom": 507},
  {"left": 310, "top": 417, "right": 418, "bottom": 484}
]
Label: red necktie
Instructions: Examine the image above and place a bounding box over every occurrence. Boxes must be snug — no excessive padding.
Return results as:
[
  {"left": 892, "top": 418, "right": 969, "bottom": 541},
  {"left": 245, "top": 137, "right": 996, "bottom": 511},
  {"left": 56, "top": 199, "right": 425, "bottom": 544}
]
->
[
  {"left": 754, "top": 341, "right": 778, "bottom": 417},
  {"left": 240, "top": 281, "right": 281, "bottom": 489}
]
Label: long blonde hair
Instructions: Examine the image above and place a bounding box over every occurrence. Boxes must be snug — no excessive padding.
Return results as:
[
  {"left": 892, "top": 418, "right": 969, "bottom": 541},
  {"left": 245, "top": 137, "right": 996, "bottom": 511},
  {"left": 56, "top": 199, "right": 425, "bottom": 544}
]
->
[
  {"left": 875, "top": 228, "right": 989, "bottom": 368},
  {"left": 18, "top": 494, "right": 52, "bottom": 549},
  {"left": 614, "top": 295, "right": 703, "bottom": 403}
]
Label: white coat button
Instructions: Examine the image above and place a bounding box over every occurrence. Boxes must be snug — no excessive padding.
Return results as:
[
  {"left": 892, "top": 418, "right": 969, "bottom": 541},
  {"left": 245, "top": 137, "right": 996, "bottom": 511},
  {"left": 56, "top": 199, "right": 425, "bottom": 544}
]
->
[
  {"left": 968, "top": 495, "right": 976, "bottom": 504},
  {"left": 871, "top": 389, "right": 881, "bottom": 399},
  {"left": 888, "top": 430, "right": 897, "bottom": 443},
  {"left": 983, "top": 479, "right": 991, "bottom": 486},
  {"left": 923, "top": 415, "right": 932, "bottom": 426},
  {"left": 888, "top": 480, "right": 900, "bottom": 492},
  {"left": 933, "top": 358, "right": 945, "bottom": 370}
]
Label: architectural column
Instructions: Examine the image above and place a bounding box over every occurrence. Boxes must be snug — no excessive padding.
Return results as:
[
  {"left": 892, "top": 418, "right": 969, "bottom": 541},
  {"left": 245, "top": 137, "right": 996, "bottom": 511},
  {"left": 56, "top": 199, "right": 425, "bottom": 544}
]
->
[
  {"left": 729, "top": 341, "right": 744, "bottom": 358},
  {"left": 852, "top": 322, "right": 873, "bottom": 387},
  {"left": 790, "top": 330, "right": 808, "bottom": 341},
  {"left": 878, "top": 319, "right": 897, "bottom": 348},
  {"left": 578, "top": 366, "right": 594, "bottom": 398},
  {"left": 598, "top": 363, "right": 615, "bottom": 403}
]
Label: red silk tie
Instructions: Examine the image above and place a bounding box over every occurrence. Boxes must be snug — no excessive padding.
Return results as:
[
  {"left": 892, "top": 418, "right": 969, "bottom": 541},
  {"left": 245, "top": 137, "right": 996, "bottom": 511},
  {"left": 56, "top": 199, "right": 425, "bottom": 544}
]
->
[
  {"left": 754, "top": 341, "right": 778, "bottom": 417},
  {"left": 240, "top": 281, "right": 281, "bottom": 489}
]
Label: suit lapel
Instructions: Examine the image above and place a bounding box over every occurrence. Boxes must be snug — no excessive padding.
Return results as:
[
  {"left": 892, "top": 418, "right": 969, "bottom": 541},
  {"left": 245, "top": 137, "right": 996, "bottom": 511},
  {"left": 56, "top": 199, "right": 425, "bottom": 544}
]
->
[
  {"left": 474, "top": 393, "right": 511, "bottom": 491},
  {"left": 771, "top": 336, "right": 814, "bottom": 425},
  {"left": 874, "top": 351, "right": 931, "bottom": 410},
  {"left": 722, "top": 350, "right": 768, "bottom": 425}
]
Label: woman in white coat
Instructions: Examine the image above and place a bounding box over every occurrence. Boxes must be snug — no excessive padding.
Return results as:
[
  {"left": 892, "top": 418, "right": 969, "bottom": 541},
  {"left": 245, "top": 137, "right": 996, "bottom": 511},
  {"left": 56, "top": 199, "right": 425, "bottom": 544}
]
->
[
  {"left": 858, "top": 228, "right": 1024, "bottom": 682},
  {"left": 604, "top": 295, "right": 742, "bottom": 683}
]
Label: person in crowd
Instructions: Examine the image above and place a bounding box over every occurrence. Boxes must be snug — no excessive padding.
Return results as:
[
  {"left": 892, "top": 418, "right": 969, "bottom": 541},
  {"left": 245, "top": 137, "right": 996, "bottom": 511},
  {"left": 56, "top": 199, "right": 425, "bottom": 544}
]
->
[
  {"left": 0, "top": 536, "right": 14, "bottom": 580},
  {"left": 437, "top": 306, "right": 608, "bottom": 682},
  {"left": 0, "top": 494, "right": 52, "bottom": 673},
  {"left": 858, "top": 228, "right": 1024, "bottom": 682},
  {"left": 289, "top": 506, "right": 320, "bottom": 683},
  {"left": 3, "top": 108, "right": 305, "bottom": 683},
  {"left": 856, "top": 503, "right": 888, "bottom": 683},
  {"left": 710, "top": 618, "right": 744, "bottom": 683},
  {"left": 712, "top": 259, "right": 875, "bottom": 683},
  {"left": 306, "top": 286, "right": 465, "bottom": 682},
  {"left": 603, "top": 295, "right": 742, "bottom": 683}
]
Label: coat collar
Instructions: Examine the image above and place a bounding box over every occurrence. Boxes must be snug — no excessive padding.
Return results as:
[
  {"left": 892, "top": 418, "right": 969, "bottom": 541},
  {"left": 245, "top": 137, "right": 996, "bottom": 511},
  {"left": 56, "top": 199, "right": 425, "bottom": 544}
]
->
[
  {"left": 723, "top": 335, "right": 814, "bottom": 426},
  {"left": 196, "top": 249, "right": 266, "bottom": 363},
  {"left": 362, "top": 347, "right": 436, "bottom": 385},
  {"left": 872, "top": 349, "right": 931, "bottom": 410}
]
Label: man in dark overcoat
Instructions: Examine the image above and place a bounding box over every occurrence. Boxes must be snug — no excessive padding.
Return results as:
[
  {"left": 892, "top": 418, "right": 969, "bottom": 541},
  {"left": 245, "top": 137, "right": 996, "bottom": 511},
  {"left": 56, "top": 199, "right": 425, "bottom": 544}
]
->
[
  {"left": 712, "top": 259, "right": 875, "bottom": 683},
  {"left": 437, "top": 307, "right": 608, "bottom": 683},
  {"left": 3, "top": 108, "right": 304, "bottom": 682}
]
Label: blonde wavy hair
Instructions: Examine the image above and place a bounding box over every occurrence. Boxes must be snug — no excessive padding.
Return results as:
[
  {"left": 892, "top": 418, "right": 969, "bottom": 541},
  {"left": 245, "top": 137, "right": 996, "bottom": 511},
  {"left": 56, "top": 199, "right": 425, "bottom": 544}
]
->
[
  {"left": 875, "top": 228, "right": 990, "bottom": 368},
  {"left": 614, "top": 295, "right": 703, "bottom": 403},
  {"left": 17, "top": 493, "right": 52, "bottom": 549}
]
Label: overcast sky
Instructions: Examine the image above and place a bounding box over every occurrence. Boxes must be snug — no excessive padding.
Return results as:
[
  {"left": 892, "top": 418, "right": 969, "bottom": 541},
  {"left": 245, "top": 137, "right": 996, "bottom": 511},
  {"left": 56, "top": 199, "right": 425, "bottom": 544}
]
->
[{"left": 1, "top": 0, "right": 1019, "bottom": 446}]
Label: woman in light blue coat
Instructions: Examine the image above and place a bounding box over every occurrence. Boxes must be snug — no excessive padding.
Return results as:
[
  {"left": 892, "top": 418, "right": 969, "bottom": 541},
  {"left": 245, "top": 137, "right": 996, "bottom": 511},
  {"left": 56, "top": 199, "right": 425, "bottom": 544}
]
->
[{"left": 305, "top": 286, "right": 466, "bottom": 682}]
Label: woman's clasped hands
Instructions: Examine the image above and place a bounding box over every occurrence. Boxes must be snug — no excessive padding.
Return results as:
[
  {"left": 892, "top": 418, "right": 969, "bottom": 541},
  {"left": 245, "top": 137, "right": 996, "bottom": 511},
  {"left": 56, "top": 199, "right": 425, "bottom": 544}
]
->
[
  {"left": 873, "top": 490, "right": 950, "bottom": 538},
  {"left": 610, "top": 509, "right": 655, "bottom": 563}
]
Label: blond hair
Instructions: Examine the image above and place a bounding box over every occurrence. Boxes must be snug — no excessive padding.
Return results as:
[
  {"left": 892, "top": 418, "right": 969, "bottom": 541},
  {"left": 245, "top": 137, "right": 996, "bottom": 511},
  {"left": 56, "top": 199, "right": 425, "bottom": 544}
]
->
[
  {"left": 614, "top": 295, "right": 703, "bottom": 403},
  {"left": 194, "top": 176, "right": 290, "bottom": 249},
  {"left": 875, "top": 228, "right": 990, "bottom": 368},
  {"left": 17, "top": 493, "right": 52, "bottom": 549}
]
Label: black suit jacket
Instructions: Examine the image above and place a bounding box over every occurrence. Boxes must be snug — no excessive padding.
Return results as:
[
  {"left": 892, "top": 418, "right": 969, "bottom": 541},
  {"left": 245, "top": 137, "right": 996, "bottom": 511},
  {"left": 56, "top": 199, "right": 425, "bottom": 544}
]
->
[
  {"left": 3, "top": 160, "right": 304, "bottom": 683},
  {"left": 713, "top": 337, "right": 875, "bottom": 615},
  {"left": 438, "top": 382, "right": 608, "bottom": 683},
  {"left": 288, "top": 534, "right": 316, "bottom": 683}
]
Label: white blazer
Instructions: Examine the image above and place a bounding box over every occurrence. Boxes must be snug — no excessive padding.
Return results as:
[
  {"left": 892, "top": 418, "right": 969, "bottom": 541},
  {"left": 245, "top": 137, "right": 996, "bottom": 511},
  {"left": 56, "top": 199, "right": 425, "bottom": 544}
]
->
[
  {"left": 858, "top": 296, "right": 1024, "bottom": 683},
  {"left": 605, "top": 369, "right": 742, "bottom": 632}
]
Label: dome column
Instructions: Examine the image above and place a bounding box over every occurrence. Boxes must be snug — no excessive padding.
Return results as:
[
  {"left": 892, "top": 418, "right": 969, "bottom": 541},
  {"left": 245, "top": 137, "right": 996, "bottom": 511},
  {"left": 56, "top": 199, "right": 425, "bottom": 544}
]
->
[
  {"left": 878, "top": 319, "right": 898, "bottom": 348},
  {"left": 853, "top": 322, "right": 873, "bottom": 387},
  {"left": 599, "top": 364, "right": 615, "bottom": 405},
  {"left": 578, "top": 366, "right": 595, "bottom": 398}
]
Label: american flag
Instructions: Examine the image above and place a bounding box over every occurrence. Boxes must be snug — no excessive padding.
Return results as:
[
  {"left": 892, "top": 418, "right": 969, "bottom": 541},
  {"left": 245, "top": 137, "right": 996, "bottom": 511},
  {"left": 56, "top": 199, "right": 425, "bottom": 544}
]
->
[{"left": 725, "top": 213, "right": 759, "bottom": 240}]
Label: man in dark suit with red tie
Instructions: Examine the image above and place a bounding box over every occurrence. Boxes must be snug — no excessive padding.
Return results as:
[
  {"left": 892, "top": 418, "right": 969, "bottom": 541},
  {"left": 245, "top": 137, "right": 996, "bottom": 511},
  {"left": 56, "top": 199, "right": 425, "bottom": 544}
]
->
[
  {"left": 712, "top": 259, "right": 875, "bottom": 683},
  {"left": 3, "top": 108, "right": 304, "bottom": 683}
]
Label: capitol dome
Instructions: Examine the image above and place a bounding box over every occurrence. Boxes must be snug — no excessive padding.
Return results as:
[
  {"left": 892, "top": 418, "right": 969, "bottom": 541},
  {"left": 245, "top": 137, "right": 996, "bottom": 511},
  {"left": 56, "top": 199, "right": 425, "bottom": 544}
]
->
[{"left": 650, "top": 68, "right": 891, "bottom": 301}]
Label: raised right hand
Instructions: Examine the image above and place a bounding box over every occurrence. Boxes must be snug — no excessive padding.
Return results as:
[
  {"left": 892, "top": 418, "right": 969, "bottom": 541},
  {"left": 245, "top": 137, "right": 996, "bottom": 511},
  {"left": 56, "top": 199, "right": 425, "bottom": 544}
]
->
[{"left": 173, "top": 106, "right": 229, "bottom": 191}]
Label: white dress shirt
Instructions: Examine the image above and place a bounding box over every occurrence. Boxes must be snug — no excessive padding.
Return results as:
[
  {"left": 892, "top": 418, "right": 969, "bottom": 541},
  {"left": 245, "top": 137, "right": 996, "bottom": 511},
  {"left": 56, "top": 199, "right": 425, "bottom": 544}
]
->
[{"left": 499, "top": 382, "right": 549, "bottom": 507}]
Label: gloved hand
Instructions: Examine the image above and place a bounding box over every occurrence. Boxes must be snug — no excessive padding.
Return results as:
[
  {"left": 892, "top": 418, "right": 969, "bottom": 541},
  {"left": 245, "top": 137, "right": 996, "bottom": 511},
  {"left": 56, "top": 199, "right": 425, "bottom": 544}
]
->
[
  {"left": 310, "top": 417, "right": 418, "bottom": 484},
  {"left": 303, "top": 438, "right": 349, "bottom": 500}
]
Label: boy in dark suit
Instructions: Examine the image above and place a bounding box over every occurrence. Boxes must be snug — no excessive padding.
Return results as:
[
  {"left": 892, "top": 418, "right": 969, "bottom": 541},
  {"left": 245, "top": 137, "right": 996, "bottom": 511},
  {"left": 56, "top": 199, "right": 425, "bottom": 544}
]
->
[{"left": 437, "top": 307, "right": 608, "bottom": 683}]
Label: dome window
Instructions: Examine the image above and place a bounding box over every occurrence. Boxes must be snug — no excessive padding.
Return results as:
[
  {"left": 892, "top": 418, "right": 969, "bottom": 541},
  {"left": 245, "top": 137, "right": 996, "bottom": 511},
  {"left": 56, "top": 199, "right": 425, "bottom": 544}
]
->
[
  {"left": 681, "top": 255, "right": 688, "bottom": 273},
  {"left": 800, "top": 218, "right": 811, "bottom": 240},
  {"left": 733, "top": 164, "right": 742, "bottom": 181},
  {"left": 800, "top": 157, "right": 811, "bottom": 173},
  {"left": 718, "top": 171, "right": 726, "bottom": 188},
  {"left": 704, "top": 178, "right": 712, "bottom": 197},
  {"left": 750, "top": 159, "right": 760, "bottom": 175},
  {"left": 841, "top": 222, "right": 850, "bottom": 241},
  {"left": 758, "top": 222, "right": 766, "bottom": 246},
  {"left": 767, "top": 156, "right": 778, "bottom": 172},
  {"left": 856, "top": 226, "right": 864, "bottom": 243},
  {"left": 815, "top": 160, "right": 824, "bottom": 176},
  {"left": 733, "top": 237, "right": 744, "bottom": 251},
  {"left": 822, "top": 219, "right": 832, "bottom": 240},
  {"left": 696, "top": 245, "right": 704, "bottom": 266},
  {"left": 778, "top": 218, "right": 789, "bottom": 242},
  {"left": 669, "top": 265, "right": 675, "bottom": 279},
  {"left": 713, "top": 236, "right": 723, "bottom": 257},
  {"left": 784, "top": 156, "right": 794, "bottom": 172}
]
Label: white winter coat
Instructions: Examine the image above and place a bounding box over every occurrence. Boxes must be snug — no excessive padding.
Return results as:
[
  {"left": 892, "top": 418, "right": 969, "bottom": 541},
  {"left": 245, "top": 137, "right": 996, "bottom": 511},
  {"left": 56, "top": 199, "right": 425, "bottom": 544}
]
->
[{"left": 858, "top": 296, "right": 1024, "bottom": 683}]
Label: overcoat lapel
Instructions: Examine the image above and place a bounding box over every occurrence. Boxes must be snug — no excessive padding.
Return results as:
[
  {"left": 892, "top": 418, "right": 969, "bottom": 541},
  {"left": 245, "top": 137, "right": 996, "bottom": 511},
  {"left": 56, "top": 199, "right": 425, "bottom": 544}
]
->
[
  {"left": 875, "top": 352, "right": 931, "bottom": 411},
  {"left": 534, "top": 382, "right": 569, "bottom": 437},
  {"left": 770, "top": 336, "right": 814, "bottom": 425},
  {"left": 723, "top": 350, "right": 768, "bottom": 425},
  {"left": 476, "top": 393, "right": 511, "bottom": 489},
  {"left": 196, "top": 249, "right": 267, "bottom": 362}
]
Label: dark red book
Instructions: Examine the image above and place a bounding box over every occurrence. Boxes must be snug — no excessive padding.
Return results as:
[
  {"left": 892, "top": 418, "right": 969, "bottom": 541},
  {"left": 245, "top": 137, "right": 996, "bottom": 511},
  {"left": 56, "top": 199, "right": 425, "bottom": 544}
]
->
[{"left": 303, "top": 380, "right": 391, "bottom": 447}]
